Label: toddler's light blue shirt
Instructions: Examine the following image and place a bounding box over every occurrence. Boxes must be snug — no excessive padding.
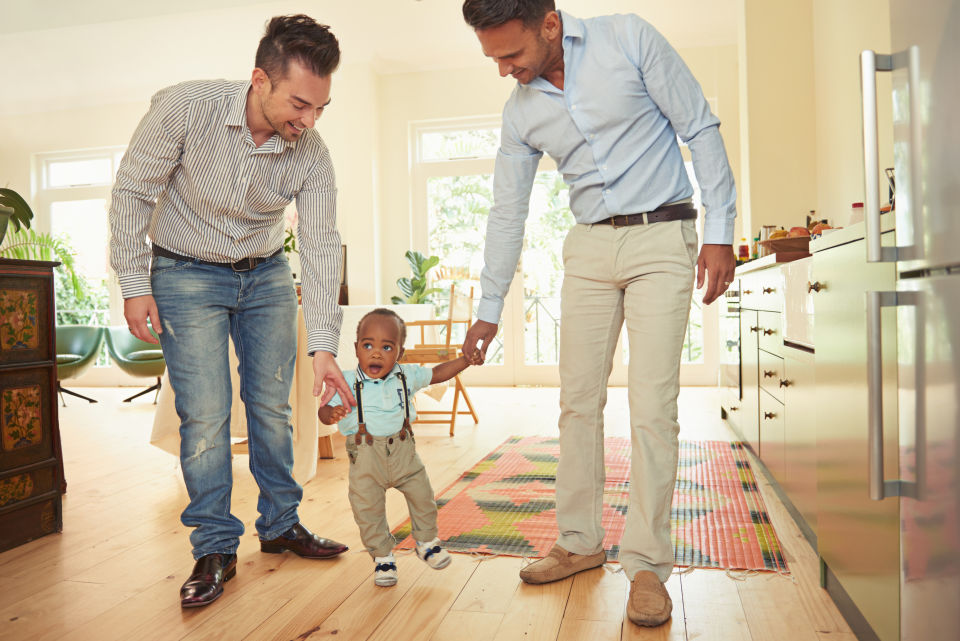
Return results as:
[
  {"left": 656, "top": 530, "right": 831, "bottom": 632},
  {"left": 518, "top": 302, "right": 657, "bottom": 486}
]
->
[
  {"left": 329, "top": 363, "right": 433, "bottom": 437},
  {"left": 477, "top": 11, "right": 738, "bottom": 323}
]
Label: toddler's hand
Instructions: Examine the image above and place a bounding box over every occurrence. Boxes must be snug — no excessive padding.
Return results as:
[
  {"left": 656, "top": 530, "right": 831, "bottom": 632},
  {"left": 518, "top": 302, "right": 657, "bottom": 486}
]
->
[{"left": 462, "top": 350, "right": 484, "bottom": 366}]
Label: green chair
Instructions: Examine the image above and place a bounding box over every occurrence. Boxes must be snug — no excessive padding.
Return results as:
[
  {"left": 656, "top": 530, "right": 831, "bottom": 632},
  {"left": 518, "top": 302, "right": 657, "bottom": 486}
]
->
[
  {"left": 56, "top": 325, "right": 105, "bottom": 406},
  {"left": 105, "top": 327, "right": 166, "bottom": 404}
]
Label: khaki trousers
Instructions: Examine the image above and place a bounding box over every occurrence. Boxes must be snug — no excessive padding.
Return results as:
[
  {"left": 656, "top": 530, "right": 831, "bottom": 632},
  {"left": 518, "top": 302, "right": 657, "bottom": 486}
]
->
[
  {"left": 556, "top": 218, "right": 697, "bottom": 582},
  {"left": 346, "top": 433, "right": 438, "bottom": 558}
]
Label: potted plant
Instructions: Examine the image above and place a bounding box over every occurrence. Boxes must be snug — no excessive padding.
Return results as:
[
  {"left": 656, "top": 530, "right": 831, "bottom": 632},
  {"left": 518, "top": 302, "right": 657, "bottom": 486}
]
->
[
  {"left": 391, "top": 250, "right": 443, "bottom": 305},
  {"left": 0, "top": 188, "right": 34, "bottom": 245}
]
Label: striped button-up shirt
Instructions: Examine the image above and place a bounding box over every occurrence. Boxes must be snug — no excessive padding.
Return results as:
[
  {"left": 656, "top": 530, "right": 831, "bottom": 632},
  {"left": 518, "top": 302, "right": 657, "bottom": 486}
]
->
[
  {"left": 109, "top": 79, "right": 342, "bottom": 355},
  {"left": 477, "top": 12, "right": 738, "bottom": 323}
]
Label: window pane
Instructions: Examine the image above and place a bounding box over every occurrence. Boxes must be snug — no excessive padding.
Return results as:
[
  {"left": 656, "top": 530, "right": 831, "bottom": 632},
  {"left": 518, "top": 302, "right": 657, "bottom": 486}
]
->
[
  {"left": 47, "top": 158, "right": 113, "bottom": 188},
  {"left": 51, "top": 199, "right": 112, "bottom": 329},
  {"left": 425, "top": 173, "right": 505, "bottom": 365},
  {"left": 522, "top": 172, "right": 573, "bottom": 365},
  {"left": 420, "top": 128, "right": 501, "bottom": 161}
]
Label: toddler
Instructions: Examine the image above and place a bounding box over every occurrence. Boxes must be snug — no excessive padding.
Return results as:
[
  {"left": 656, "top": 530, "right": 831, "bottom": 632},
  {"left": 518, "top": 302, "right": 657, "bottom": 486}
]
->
[{"left": 319, "top": 308, "right": 478, "bottom": 586}]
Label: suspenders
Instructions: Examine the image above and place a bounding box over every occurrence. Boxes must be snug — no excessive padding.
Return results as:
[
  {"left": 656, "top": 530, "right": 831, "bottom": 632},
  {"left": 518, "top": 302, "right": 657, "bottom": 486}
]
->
[{"left": 353, "top": 370, "right": 414, "bottom": 446}]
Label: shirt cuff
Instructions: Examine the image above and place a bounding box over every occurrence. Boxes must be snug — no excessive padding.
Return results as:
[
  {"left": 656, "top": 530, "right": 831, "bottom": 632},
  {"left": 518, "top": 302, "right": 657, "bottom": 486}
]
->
[
  {"left": 307, "top": 330, "right": 339, "bottom": 357},
  {"left": 118, "top": 273, "right": 153, "bottom": 299},
  {"left": 702, "top": 212, "right": 737, "bottom": 246},
  {"left": 476, "top": 298, "right": 504, "bottom": 325}
]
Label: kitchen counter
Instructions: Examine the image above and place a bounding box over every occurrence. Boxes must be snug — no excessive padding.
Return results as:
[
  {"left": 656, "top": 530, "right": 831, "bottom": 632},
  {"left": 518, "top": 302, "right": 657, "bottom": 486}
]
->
[
  {"left": 810, "top": 211, "right": 896, "bottom": 252},
  {"left": 735, "top": 250, "right": 811, "bottom": 276}
]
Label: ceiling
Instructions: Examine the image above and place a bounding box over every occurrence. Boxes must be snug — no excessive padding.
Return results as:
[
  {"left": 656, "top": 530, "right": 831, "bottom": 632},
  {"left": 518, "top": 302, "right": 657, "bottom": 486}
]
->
[{"left": 0, "top": 0, "right": 738, "bottom": 116}]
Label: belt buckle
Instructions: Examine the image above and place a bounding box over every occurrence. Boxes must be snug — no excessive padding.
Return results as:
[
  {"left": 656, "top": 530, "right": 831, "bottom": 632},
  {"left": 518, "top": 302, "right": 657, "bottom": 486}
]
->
[
  {"left": 231, "top": 257, "right": 253, "bottom": 272},
  {"left": 610, "top": 214, "right": 627, "bottom": 229}
]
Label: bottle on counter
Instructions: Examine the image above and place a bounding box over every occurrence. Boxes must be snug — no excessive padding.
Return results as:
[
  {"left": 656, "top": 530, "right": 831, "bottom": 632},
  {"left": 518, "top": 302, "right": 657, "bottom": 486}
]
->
[
  {"left": 751, "top": 236, "right": 759, "bottom": 261},
  {"left": 737, "top": 237, "right": 750, "bottom": 264}
]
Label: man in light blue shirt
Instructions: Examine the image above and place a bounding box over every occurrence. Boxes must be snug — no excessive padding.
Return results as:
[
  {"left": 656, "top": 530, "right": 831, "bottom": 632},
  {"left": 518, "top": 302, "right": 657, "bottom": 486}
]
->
[{"left": 461, "top": 0, "right": 737, "bottom": 628}]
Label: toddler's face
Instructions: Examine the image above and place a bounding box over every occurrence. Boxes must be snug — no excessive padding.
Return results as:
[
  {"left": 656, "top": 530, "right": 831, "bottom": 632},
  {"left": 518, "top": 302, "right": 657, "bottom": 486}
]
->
[{"left": 355, "top": 315, "right": 403, "bottom": 379}]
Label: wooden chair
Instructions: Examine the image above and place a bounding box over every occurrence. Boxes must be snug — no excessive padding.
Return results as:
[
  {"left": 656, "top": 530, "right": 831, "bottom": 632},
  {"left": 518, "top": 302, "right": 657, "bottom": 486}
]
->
[{"left": 400, "top": 283, "right": 479, "bottom": 435}]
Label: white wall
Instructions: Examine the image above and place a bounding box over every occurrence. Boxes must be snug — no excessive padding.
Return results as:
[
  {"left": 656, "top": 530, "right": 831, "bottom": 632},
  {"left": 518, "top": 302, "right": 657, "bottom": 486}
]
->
[{"left": 812, "top": 0, "right": 893, "bottom": 227}]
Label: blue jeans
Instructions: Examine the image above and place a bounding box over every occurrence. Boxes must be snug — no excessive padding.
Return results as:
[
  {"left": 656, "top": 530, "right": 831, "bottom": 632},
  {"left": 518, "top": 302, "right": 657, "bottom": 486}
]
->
[{"left": 151, "top": 253, "right": 301, "bottom": 559}]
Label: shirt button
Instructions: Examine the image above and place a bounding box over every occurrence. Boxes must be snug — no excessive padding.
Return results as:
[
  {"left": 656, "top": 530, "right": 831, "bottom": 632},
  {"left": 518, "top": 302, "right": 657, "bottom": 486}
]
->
[{"left": 571, "top": 105, "right": 577, "bottom": 111}]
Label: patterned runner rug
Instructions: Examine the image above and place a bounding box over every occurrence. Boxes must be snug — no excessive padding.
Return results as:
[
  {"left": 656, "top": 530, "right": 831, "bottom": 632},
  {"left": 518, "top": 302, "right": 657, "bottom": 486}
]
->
[{"left": 392, "top": 436, "right": 788, "bottom": 572}]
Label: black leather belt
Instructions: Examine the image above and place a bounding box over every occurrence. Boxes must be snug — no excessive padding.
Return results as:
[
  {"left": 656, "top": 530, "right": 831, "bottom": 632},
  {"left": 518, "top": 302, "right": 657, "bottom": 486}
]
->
[
  {"left": 595, "top": 203, "right": 698, "bottom": 228},
  {"left": 152, "top": 245, "right": 282, "bottom": 272}
]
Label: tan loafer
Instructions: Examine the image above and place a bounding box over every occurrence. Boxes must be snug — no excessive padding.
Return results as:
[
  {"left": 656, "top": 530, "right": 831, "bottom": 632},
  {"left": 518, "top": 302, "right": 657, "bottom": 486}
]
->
[
  {"left": 627, "top": 570, "right": 672, "bottom": 627},
  {"left": 519, "top": 544, "right": 606, "bottom": 584}
]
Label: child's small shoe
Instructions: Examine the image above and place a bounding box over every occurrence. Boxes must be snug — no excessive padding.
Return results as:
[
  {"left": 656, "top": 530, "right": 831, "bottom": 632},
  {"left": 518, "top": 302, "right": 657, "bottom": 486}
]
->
[
  {"left": 415, "top": 537, "right": 451, "bottom": 570},
  {"left": 374, "top": 554, "right": 398, "bottom": 587}
]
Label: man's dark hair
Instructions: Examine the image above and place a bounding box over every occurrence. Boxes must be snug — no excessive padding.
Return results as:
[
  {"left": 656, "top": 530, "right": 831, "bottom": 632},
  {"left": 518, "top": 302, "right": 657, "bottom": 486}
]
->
[
  {"left": 255, "top": 14, "right": 340, "bottom": 81},
  {"left": 462, "top": 0, "right": 556, "bottom": 30},
  {"left": 357, "top": 308, "right": 407, "bottom": 347}
]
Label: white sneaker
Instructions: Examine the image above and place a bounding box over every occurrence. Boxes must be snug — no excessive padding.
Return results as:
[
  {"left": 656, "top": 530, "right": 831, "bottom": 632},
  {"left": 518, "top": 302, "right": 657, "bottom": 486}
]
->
[
  {"left": 416, "top": 538, "right": 451, "bottom": 570},
  {"left": 374, "top": 554, "right": 398, "bottom": 587}
]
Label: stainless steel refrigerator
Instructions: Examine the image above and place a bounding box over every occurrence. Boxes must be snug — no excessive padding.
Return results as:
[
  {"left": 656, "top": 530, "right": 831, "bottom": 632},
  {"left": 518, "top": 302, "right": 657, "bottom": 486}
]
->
[{"left": 861, "top": 0, "right": 960, "bottom": 638}]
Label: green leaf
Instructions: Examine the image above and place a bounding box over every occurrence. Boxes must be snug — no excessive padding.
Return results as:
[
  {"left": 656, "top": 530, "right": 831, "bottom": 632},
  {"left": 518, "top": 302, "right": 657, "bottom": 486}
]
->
[{"left": 0, "top": 188, "right": 34, "bottom": 232}]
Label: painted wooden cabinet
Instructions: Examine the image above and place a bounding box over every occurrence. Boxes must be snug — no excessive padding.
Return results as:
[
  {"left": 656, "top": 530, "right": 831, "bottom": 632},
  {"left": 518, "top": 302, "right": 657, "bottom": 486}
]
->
[{"left": 0, "top": 258, "right": 64, "bottom": 553}]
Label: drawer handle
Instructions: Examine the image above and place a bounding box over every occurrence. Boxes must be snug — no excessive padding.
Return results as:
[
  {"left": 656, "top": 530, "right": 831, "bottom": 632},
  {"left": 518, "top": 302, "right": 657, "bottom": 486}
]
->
[
  {"left": 750, "top": 326, "right": 760, "bottom": 333},
  {"left": 729, "top": 406, "right": 739, "bottom": 412},
  {"left": 763, "top": 370, "right": 777, "bottom": 378},
  {"left": 763, "top": 411, "right": 777, "bottom": 420},
  {"left": 779, "top": 379, "right": 791, "bottom": 387},
  {"left": 762, "top": 328, "right": 775, "bottom": 336},
  {"left": 743, "top": 289, "right": 753, "bottom": 295},
  {"left": 763, "top": 287, "right": 776, "bottom": 294},
  {"left": 807, "top": 281, "right": 824, "bottom": 293}
]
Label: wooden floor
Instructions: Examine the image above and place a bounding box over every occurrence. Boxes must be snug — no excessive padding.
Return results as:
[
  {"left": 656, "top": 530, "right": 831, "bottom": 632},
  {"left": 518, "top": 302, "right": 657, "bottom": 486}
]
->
[{"left": 0, "top": 386, "right": 855, "bottom": 641}]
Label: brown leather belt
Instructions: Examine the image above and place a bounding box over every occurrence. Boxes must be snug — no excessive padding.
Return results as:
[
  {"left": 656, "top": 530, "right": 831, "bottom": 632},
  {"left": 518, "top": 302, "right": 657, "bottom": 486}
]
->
[
  {"left": 152, "top": 245, "right": 282, "bottom": 272},
  {"left": 594, "top": 203, "right": 697, "bottom": 228}
]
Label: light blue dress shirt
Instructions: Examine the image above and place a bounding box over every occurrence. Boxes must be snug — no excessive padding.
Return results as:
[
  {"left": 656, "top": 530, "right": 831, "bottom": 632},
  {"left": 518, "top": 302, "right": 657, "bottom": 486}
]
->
[
  {"left": 329, "top": 363, "right": 433, "bottom": 437},
  {"left": 477, "top": 12, "right": 738, "bottom": 324}
]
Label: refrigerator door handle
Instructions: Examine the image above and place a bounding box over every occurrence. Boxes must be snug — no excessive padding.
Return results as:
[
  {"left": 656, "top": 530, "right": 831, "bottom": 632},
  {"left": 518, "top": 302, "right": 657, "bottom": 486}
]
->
[
  {"left": 866, "top": 290, "right": 918, "bottom": 500},
  {"left": 860, "top": 50, "right": 897, "bottom": 264}
]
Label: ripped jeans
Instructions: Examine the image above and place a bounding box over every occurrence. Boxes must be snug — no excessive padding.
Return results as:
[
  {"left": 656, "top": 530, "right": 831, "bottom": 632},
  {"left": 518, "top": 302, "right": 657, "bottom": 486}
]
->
[{"left": 151, "top": 253, "right": 301, "bottom": 559}]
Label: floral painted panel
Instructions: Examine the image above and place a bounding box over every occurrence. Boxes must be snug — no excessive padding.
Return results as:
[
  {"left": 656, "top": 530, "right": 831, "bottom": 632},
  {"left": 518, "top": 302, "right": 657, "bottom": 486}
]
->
[
  {"left": 1, "top": 386, "right": 43, "bottom": 450},
  {"left": 0, "top": 289, "right": 39, "bottom": 351},
  {"left": 0, "top": 473, "right": 34, "bottom": 507}
]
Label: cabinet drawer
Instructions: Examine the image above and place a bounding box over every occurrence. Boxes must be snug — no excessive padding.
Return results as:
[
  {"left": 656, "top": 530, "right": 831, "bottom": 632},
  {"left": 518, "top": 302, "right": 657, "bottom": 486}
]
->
[
  {"left": 0, "top": 367, "right": 55, "bottom": 471},
  {"left": 759, "top": 349, "right": 785, "bottom": 403},
  {"left": 0, "top": 462, "right": 56, "bottom": 511},
  {"left": 758, "top": 310, "right": 783, "bottom": 356},
  {"left": 741, "top": 269, "right": 783, "bottom": 312},
  {"left": 760, "top": 389, "right": 785, "bottom": 486}
]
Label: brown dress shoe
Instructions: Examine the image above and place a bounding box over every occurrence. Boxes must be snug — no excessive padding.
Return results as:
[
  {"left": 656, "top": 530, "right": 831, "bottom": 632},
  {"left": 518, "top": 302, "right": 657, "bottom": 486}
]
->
[
  {"left": 259, "top": 522, "right": 348, "bottom": 558},
  {"left": 627, "top": 570, "right": 672, "bottom": 627},
  {"left": 180, "top": 553, "right": 237, "bottom": 609},
  {"left": 519, "top": 544, "right": 606, "bottom": 584}
]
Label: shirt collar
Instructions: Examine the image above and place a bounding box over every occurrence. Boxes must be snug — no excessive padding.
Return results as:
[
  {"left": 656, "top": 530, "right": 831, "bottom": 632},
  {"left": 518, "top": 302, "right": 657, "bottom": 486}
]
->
[
  {"left": 226, "top": 82, "right": 296, "bottom": 153},
  {"left": 355, "top": 363, "right": 402, "bottom": 383},
  {"left": 527, "top": 11, "right": 582, "bottom": 96}
]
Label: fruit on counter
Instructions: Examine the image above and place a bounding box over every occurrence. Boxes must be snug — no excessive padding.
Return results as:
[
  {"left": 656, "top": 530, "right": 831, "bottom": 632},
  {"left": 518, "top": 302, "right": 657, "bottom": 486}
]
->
[
  {"left": 811, "top": 222, "right": 833, "bottom": 235},
  {"left": 788, "top": 226, "right": 811, "bottom": 237},
  {"left": 769, "top": 229, "right": 789, "bottom": 239}
]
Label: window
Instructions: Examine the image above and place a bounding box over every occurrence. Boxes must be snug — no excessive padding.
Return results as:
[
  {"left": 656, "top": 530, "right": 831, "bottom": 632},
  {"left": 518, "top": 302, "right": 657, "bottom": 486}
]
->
[{"left": 34, "top": 148, "right": 126, "bottom": 354}]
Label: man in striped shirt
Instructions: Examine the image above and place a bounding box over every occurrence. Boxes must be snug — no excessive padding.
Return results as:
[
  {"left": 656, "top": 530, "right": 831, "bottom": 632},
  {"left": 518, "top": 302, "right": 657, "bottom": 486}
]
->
[{"left": 109, "top": 15, "right": 357, "bottom": 608}]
